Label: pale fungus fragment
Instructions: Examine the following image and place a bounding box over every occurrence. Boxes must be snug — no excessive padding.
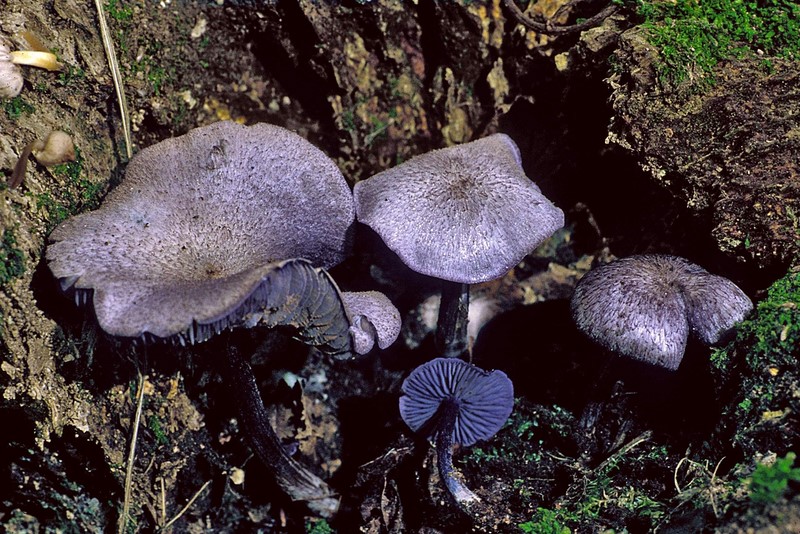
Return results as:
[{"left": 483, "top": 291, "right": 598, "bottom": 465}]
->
[
  {"left": 0, "top": 36, "right": 61, "bottom": 99},
  {"left": 341, "top": 290, "right": 402, "bottom": 354}
]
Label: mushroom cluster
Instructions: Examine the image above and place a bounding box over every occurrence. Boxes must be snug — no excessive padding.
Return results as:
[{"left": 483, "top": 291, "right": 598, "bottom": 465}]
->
[{"left": 44, "top": 114, "right": 760, "bottom": 525}]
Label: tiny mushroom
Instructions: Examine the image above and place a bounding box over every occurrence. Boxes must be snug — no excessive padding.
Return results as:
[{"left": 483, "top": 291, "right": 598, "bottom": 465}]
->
[
  {"left": 570, "top": 254, "right": 753, "bottom": 370},
  {"left": 399, "top": 357, "right": 514, "bottom": 505},
  {"left": 10, "top": 130, "right": 76, "bottom": 189},
  {"left": 46, "top": 121, "right": 361, "bottom": 516},
  {"left": 341, "top": 290, "right": 402, "bottom": 354},
  {"left": 354, "top": 133, "right": 564, "bottom": 357},
  {"left": 0, "top": 36, "right": 60, "bottom": 98}
]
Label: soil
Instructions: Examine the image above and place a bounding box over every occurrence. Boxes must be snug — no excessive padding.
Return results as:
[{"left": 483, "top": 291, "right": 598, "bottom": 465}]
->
[{"left": 1, "top": 1, "right": 798, "bottom": 533}]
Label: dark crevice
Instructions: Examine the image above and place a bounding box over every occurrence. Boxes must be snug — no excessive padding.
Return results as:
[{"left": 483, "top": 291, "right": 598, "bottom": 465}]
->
[{"left": 247, "top": 1, "right": 341, "bottom": 145}]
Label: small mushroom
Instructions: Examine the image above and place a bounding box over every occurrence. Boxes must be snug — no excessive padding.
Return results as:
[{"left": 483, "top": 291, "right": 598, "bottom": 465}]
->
[
  {"left": 341, "top": 290, "right": 402, "bottom": 354},
  {"left": 399, "top": 357, "right": 514, "bottom": 505},
  {"left": 9, "top": 130, "right": 76, "bottom": 189},
  {"left": 0, "top": 36, "right": 60, "bottom": 98},
  {"left": 570, "top": 254, "right": 753, "bottom": 370},
  {"left": 354, "top": 133, "right": 564, "bottom": 357},
  {"left": 46, "top": 121, "right": 357, "bottom": 516}
]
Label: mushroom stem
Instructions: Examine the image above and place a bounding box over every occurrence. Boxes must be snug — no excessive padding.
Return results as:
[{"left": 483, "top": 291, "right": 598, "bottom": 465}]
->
[
  {"left": 9, "top": 140, "right": 39, "bottom": 189},
  {"left": 220, "top": 349, "right": 339, "bottom": 517},
  {"left": 435, "top": 281, "right": 469, "bottom": 358},
  {"left": 434, "top": 396, "right": 480, "bottom": 504},
  {"left": 9, "top": 50, "right": 61, "bottom": 71}
]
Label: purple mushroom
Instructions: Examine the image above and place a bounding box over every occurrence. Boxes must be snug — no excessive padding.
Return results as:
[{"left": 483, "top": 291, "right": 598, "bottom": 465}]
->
[
  {"left": 399, "top": 357, "right": 514, "bottom": 505},
  {"left": 341, "top": 290, "right": 402, "bottom": 354},
  {"left": 354, "top": 134, "right": 563, "bottom": 357},
  {"left": 570, "top": 254, "right": 753, "bottom": 370},
  {"left": 46, "top": 121, "right": 361, "bottom": 516}
]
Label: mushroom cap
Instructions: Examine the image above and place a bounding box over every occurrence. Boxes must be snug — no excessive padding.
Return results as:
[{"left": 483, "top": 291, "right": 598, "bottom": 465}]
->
[
  {"left": 33, "top": 130, "right": 76, "bottom": 167},
  {"left": 0, "top": 39, "right": 23, "bottom": 99},
  {"left": 399, "top": 357, "right": 514, "bottom": 447},
  {"left": 341, "top": 290, "right": 402, "bottom": 354},
  {"left": 47, "top": 121, "right": 355, "bottom": 342},
  {"left": 353, "top": 134, "right": 564, "bottom": 284},
  {"left": 570, "top": 254, "right": 753, "bottom": 370}
]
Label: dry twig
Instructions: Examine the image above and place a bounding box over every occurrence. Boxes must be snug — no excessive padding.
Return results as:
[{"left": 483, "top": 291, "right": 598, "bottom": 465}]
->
[
  {"left": 503, "top": 0, "right": 618, "bottom": 36},
  {"left": 119, "top": 372, "right": 146, "bottom": 534},
  {"left": 95, "top": 0, "right": 133, "bottom": 160}
]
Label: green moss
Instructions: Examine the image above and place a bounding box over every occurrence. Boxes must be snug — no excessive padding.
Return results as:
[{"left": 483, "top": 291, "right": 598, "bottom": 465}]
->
[
  {"left": 0, "top": 228, "right": 26, "bottom": 285},
  {"left": 105, "top": 0, "right": 134, "bottom": 22},
  {"left": 34, "top": 148, "right": 105, "bottom": 230},
  {"left": 4, "top": 96, "right": 35, "bottom": 120},
  {"left": 740, "top": 271, "right": 800, "bottom": 368},
  {"left": 56, "top": 64, "right": 87, "bottom": 87},
  {"left": 710, "top": 270, "right": 800, "bottom": 457},
  {"left": 747, "top": 452, "right": 800, "bottom": 504},
  {"left": 519, "top": 508, "right": 571, "bottom": 534},
  {"left": 147, "top": 415, "right": 169, "bottom": 446},
  {"left": 633, "top": 0, "right": 800, "bottom": 86},
  {"left": 464, "top": 401, "right": 573, "bottom": 467},
  {"left": 305, "top": 518, "right": 335, "bottom": 534}
]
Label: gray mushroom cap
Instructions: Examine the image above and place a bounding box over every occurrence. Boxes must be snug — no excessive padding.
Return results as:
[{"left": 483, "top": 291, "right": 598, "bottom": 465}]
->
[
  {"left": 341, "top": 290, "right": 402, "bottom": 354},
  {"left": 46, "top": 121, "right": 355, "bottom": 342},
  {"left": 570, "top": 254, "right": 753, "bottom": 370},
  {"left": 399, "top": 357, "right": 514, "bottom": 447},
  {"left": 353, "top": 134, "right": 564, "bottom": 284}
]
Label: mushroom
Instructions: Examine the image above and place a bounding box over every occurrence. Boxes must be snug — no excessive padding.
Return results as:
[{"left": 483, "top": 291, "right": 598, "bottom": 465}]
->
[
  {"left": 341, "top": 290, "right": 402, "bottom": 355},
  {"left": 354, "top": 133, "right": 564, "bottom": 357},
  {"left": 400, "top": 357, "right": 514, "bottom": 504},
  {"left": 9, "top": 130, "right": 76, "bottom": 189},
  {"left": 570, "top": 254, "right": 753, "bottom": 370},
  {"left": 46, "top": 120, "right": 359, "bottom": 516},
  {"left": 0, "top": 36, "right": 60, "bottom": 98}
]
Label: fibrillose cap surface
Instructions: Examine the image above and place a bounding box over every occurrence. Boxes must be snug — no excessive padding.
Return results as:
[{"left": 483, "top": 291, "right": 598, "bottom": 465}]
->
[
  {"left": 47, "top": 121, "right": 355, "bottom": 341},
  {"left": 570, "top": 254, "right": 753, "bottom": 370},
  {"left": 353, "top": 134, "right": 564, "bottom": 284},
  {"left": 399, "top": 357, "right": 514, "bottom": 447},
  {"left": 341, "top": 290, "right": 401, "bottom": 354}
]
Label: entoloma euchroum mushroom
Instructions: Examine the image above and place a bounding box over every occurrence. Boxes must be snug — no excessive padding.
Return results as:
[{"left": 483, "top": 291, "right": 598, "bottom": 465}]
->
[
  {"left": 570, "top": 254, "right": 753, "bottom": 370},
  {"left": 399, "top": 357, "right": 514, "bottom": 505},
  {"left": 47, "top": 120, "right": 362, "bottom": 516},
  {"left": 354, "top": 133, "right": 564, "bottom": 357},
  {"left": 48, "top": 121, "right": 355, "bottom": 342}
]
